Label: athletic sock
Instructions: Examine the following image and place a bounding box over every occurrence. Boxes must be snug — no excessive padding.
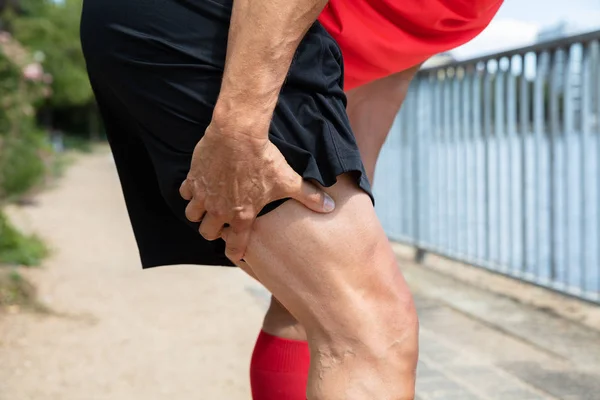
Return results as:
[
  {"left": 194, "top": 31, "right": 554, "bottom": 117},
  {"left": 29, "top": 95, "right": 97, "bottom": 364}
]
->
[{"left": 250, "top": 330, "right": 310, "bottom": 400}]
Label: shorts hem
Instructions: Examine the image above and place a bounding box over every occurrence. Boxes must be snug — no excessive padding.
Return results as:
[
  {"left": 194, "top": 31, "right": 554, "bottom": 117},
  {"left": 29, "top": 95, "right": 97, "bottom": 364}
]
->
[{"left": 140, "top": 254, "right": 235, "bottom": 269}]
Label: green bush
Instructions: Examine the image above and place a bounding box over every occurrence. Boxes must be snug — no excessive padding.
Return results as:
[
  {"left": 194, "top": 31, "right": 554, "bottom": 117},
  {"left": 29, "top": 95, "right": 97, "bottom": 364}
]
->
[
  {"left": 0, "top": 32, "right": 51, "bottom": 274},
  {"left": 10, "top": 0, "right": 92, "bottom": 109},
  {"left": 0, "top": 212, "right": 47, "bottom": 266},
  {"left": 0, "top": 131, "right": 46, "bottom": 200},
  {"left": 0, "top": 31, "right": 50, "bottom": 201},
  {"left": 3, "top": 0, "right": 100, "bottom": 140}
]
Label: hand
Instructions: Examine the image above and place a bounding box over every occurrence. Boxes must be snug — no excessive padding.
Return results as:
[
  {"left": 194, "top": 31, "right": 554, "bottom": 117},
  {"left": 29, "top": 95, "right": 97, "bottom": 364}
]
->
[{"left": 179, "top": 118, "right": 336, "bottom": 262}]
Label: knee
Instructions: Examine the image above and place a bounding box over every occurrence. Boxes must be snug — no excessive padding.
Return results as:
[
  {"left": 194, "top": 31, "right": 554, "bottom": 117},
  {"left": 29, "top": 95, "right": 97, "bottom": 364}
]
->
[{"left": 263, "top": 296, "right": 307, "bottom": 341}]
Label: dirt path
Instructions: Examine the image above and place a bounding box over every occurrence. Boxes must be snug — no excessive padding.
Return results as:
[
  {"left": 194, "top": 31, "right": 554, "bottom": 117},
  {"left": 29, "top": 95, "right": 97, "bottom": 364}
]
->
[{"left": 0, "top": 149, "right": 269, "bottom": 400}]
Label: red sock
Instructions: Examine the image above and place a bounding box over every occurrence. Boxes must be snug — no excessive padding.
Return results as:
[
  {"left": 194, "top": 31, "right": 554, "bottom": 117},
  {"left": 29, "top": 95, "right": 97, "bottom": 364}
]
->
[{"left": 250, "top": 330, "right": 310, "bottom": 400}]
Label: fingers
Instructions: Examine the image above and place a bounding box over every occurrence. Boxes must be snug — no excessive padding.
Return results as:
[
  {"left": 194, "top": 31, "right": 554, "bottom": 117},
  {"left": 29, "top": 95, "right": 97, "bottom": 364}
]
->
[
  {"left": 288, "top": 176, "right": 335, "bottom": 214},
  {"left": 181, "top": 179, "right": 208, "bottom": 223},
  {"left": 184, "top": 197, "right": 205, "bottom": 222},
  {"left": 221, "top": 219, "right": 253, "bottom": 263},
  {"left": 179, "top": 179, "right": 193, "bottom": 201},
  {"left": 199, "top": 213, "right": 226, "bottom": 241}
]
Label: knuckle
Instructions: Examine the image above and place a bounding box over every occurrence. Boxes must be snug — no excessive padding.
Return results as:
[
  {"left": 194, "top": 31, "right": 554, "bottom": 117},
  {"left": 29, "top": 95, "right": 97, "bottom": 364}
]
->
[
  {"left": 204, "top": 202, "right": 227, "bottom": 219},
  {"left": 284, "top": 175, "right": 302, "bottom": 194},
  {"left": 210, "top": 208, "right": 227, "bottom": 219},
  {"left": 232, "top": 210, "right": 254, "bottom": 225}
]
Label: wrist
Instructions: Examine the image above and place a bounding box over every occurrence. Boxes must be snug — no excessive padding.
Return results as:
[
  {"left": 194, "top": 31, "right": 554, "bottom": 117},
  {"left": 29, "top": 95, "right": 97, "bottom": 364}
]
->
[
  {"left": 212, "top": 92, "right": 276, "bottom": 123},
  {"left": 217, "top": 69, "right": 282, "bottom": 112},
  {"left": 211, "top": 100, "right": 273, "bottom": 141}
]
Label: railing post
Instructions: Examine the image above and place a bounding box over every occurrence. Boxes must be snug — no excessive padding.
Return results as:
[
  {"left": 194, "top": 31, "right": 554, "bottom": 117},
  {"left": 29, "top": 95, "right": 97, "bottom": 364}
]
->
[
  {"left": 414, "top": 79, "right": 424, "bottom": 262},
  {"left": 519, "top": 54, "right": 530, "bottom": 276}
]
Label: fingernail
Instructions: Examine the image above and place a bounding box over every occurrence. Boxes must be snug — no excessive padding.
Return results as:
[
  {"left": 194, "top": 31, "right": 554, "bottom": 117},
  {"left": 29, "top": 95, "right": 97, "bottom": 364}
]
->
[{"left": 323, "top": 194, "right": 335, "bottom": 212}]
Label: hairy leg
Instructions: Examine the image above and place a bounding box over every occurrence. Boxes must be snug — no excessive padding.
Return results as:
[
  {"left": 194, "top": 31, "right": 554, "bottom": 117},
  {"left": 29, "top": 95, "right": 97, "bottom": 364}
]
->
[{"left": 232, "top": 174, "right": 419, "bottom": 400}]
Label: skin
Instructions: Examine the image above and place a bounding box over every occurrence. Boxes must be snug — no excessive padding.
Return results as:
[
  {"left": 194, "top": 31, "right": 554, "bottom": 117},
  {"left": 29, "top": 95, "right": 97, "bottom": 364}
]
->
[
  {"left": 263, "top": 65, "right": 422, "bottom": 343},
  {"left": 179, "top": 0, "right": 420, "bottom": 397}
]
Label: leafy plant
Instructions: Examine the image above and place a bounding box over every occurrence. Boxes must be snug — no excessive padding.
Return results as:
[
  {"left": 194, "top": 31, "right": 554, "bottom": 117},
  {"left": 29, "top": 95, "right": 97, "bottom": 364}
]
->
[
  {"left": 0, "top": 30, "right": 50, "bottom": 201},
  {"left": 0, "top": 212, "right": 48, "bottom": 266},
  {"left": 9, "top": 0, "right": 92, "bottom": 109}
]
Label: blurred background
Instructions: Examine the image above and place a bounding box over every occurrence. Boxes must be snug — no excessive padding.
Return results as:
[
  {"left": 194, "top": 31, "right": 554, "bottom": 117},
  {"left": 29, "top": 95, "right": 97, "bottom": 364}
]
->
[{"left": 1, "top": 0, "right": 600, "bottom": 399}]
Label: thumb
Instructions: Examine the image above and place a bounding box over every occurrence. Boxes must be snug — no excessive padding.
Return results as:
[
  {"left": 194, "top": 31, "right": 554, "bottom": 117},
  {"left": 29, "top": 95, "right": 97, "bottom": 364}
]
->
[{"left": 290, "top": 177, "right": 336, "bottom": 213}]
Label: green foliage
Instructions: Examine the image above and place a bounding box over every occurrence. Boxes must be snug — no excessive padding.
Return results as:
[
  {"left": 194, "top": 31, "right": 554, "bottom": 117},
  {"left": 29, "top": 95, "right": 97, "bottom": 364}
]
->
[
  {"left": 9, "top": 0, "right": 92, "bottom": 109},
  {"left": 0, "top": 28, "right": 51, "bottom": 273},
  {"left": 0, "top": 130, "right": 47, "bottom": 200},
  {"left": 0, "top": 31, "right": 50, "bottom": 202},
  {"left": 0, "top": 5, "right": 61, "bottom": 281},
  {"left": 0, "top": 212, "right": 48, "bottom": 266}
]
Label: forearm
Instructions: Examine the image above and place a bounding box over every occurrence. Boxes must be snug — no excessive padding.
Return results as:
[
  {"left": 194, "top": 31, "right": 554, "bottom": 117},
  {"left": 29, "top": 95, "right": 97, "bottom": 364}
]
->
[{"left": 213, "top": 0, "right": 328, "bottom": 133}]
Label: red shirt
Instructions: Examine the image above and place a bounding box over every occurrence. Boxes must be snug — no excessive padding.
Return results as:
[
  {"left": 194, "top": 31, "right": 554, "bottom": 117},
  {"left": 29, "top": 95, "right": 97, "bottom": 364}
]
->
[{"left": 318, "top": 0, "right": 503, "bottom": 90}]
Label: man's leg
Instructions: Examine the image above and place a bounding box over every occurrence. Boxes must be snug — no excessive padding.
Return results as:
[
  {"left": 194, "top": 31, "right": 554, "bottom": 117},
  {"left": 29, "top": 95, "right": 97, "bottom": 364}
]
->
[
  {"left": 231, "top": 174, "right": 419, "bottom": 400},
  {"left": 250, "top": 299, "right": 310, "bottom": 400},
  {"left": 346, "top": 64, "right": 422, "bottom": 182},
  {"left": 250, "top": 65, "right": 422, "bottom": 399}
]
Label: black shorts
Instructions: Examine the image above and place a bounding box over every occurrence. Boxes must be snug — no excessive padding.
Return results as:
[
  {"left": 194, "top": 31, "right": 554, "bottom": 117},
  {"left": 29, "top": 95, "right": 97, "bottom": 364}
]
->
[{"left": 80, "top": 0, "right": 372, "bottom": 268}]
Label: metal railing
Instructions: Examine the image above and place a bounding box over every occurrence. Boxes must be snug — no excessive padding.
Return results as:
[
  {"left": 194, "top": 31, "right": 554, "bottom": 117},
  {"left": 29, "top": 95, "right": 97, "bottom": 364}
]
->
[{"left": 374, "top": 30, "right": 600, "bottom": 303}]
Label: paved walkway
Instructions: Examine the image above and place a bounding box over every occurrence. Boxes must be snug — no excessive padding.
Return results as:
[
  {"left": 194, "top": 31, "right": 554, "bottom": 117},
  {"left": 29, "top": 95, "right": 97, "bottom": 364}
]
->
[{"left": 1, "top": 149, "right": 599, "bottom": 399}]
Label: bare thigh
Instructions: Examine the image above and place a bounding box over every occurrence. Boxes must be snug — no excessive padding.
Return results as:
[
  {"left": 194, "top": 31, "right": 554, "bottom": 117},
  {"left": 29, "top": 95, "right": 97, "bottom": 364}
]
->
[
  {"left": 240, "top": 174, "right": 418, "bottom": 398},
  {"left": 244, "top": 174, "right": 408, "bottom": 328}
]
